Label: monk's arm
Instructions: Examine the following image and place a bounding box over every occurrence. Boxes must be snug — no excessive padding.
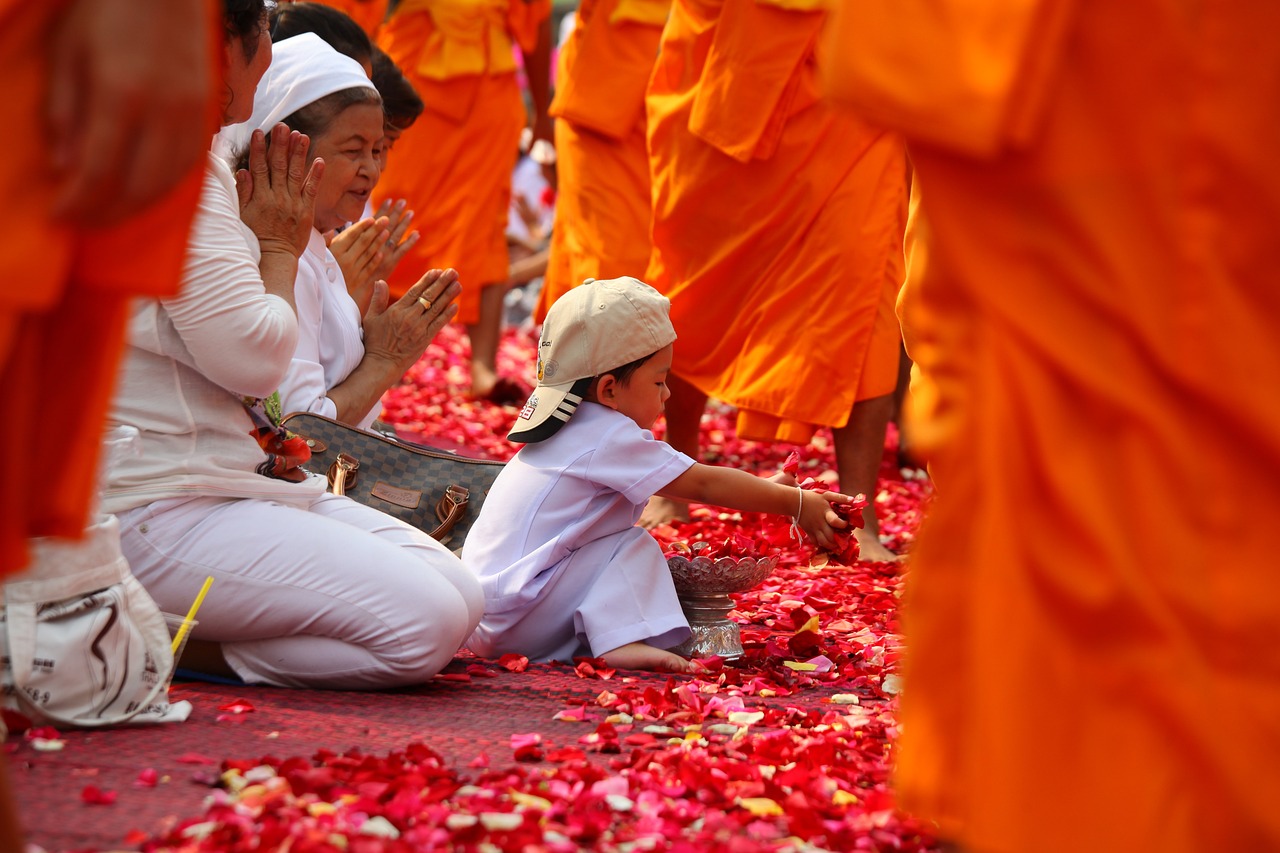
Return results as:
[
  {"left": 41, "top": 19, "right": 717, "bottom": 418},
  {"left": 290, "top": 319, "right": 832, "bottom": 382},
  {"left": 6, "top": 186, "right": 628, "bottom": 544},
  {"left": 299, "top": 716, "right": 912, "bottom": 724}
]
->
[{"left": 521, "top": 10, "right": 554, "bottom": 144}]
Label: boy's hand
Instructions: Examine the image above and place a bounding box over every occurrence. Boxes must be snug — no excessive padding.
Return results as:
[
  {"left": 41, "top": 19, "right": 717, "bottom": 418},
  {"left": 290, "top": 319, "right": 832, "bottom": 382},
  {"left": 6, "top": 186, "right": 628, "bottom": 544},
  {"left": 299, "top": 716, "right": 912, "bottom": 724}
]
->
[{"left": 796, "top": 488, "right": 856, "bottom": 550}]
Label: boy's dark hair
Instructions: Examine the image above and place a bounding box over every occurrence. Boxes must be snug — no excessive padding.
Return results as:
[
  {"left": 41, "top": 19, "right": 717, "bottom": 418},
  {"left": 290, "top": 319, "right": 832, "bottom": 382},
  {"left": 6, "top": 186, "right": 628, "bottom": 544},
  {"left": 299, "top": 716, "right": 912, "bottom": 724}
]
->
[
  {"left": 601, "top": 351, "right": 656, "bottom": 386},
  {"left": 231, "top": 87, "right": 383, "bottom": 171},
  {"left": 223, "top": 0, "right": 269, "bottom": 60},
  {"left": 372, "top": 48, "right": 424, "bottom": 130},
  {"left": 269, "top": 2, "right": 373, "bottom": 69}
]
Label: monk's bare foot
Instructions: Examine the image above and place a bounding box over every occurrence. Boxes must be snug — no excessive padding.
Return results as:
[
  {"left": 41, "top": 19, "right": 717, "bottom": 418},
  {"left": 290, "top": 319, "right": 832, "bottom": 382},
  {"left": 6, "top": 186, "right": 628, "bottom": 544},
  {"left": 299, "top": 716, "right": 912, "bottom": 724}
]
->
[
  {"left": 639, "top": 495, "right": 687, "bottom": 530},
  {"left": 465, "top": 361, "right": 494, "bottom": 397},
  {"left": 601, "top": 642, "right": 699, "bottom": 673},
  {"left": 470, "top": 363, "right": 498, "bottom": 400},
  {"left": 854, "top": 527, "right": 903, "bottom": 563}
]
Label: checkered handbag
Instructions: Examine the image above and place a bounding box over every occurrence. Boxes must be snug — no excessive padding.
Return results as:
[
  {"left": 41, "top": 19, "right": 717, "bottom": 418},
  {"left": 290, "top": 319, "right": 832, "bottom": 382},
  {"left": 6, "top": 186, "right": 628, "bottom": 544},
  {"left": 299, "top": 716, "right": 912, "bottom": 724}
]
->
[{"left": 280, "top": 412, "right": 505, "bottom": 548}]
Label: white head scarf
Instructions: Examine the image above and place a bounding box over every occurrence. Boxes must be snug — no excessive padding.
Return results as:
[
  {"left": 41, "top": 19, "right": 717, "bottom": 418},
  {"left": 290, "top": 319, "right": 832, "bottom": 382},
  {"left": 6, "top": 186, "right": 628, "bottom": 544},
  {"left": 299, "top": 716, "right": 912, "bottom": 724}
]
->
[{"left": 213, "top": 32, "right": 377, "bottom": 162}]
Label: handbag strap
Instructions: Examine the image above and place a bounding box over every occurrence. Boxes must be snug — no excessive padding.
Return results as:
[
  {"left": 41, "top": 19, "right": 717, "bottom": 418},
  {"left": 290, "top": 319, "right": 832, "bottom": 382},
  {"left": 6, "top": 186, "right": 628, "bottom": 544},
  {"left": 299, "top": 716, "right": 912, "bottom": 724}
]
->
[
  {"left": 429, "top": 485, "right": 470, "bottom": 543},
  {"left": 327, "top": 453, "right": 360, "bottom": 495}
]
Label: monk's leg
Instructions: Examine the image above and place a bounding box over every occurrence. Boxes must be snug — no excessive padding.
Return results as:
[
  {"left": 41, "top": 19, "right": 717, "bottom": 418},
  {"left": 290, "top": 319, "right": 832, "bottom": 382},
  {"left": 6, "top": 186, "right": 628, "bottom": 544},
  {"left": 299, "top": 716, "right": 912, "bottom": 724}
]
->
[
  {"left": 467, "top": 281, "right": 508, "bottom": 399},
  {"left": 832, "top": 392, "right": 900, "bottom": 562},
  {"left": 639, "top": 372, "right": 707, "bottom": 529}
]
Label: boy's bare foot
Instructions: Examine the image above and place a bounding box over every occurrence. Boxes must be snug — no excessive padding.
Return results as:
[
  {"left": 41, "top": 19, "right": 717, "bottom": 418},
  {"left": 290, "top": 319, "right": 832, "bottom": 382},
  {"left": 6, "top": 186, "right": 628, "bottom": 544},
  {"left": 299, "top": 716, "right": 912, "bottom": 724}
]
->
[
  {"left": 639, "top": 495, "right": 687, "bottom": 530},
  {"left": 600, "top": 642, "right": 700, "bottom": 673},
  {"left": 854, "top": 527, "right": 903, "bottom": 563}
]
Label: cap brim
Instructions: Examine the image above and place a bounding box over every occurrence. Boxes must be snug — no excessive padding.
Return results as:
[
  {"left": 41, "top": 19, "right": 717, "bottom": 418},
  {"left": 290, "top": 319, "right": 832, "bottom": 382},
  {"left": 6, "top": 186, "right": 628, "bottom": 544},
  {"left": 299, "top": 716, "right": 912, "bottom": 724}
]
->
[{"left": 507, "top": 376, "right": 593, "bottom": 443}]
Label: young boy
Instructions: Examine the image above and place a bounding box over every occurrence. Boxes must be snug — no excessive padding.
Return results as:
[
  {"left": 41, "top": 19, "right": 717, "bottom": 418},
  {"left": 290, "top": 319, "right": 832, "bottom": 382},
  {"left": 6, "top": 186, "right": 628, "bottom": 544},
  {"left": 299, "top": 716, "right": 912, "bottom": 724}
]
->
[{"left": 463, "top": 277, "right": 853, "bottom": 672}]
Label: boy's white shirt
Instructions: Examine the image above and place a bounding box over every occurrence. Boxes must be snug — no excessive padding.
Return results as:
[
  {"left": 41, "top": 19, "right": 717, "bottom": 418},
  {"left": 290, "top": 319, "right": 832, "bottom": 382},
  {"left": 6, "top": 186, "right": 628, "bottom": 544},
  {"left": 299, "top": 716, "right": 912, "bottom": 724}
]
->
[{"left": 463, "top": 402, "right": 695, "bottom": 613}]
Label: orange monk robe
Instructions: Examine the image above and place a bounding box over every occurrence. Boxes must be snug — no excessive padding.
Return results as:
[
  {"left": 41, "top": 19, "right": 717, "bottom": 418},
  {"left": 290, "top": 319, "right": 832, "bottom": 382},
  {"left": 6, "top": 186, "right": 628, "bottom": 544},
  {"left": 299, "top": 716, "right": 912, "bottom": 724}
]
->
[
  {"left": 823, "top": 1, "right": 1280, "bottom": 850},
  {"left": 375, "top": 0, "right": 551, "bottom": 319},
  {"left": 310, "top": 0, "right": 390, "bottom": 39},
  {"left": 646, "top": 0, "right": 907, "bottom": 445},
  {"left": 0, "top": 1, "right": 217, "bottom": 576},
  {"left": 535, "top": 0, "right": 669, "bottom": 322}
]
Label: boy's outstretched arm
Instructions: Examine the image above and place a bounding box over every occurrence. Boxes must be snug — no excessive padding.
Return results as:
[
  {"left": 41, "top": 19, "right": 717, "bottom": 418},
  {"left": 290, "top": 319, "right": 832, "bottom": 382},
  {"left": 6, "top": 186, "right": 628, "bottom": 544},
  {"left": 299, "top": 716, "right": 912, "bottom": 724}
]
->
[{"left": 657, "top": 464, "right": 851, "bottom": 550}]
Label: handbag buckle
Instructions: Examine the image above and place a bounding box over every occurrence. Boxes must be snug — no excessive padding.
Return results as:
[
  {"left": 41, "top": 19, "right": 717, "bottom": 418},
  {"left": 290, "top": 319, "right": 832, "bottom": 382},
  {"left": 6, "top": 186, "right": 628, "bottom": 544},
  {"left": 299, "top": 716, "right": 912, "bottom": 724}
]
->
[{"left": 328, "top": 452, "right": 360, "bottom": 496}]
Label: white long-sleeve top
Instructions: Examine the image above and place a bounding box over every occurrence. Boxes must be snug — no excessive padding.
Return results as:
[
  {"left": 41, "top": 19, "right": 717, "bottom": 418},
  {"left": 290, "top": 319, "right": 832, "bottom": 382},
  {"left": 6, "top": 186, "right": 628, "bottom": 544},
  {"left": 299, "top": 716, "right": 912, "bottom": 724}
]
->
[
  {"left": 104, "top": 154, "right": 326, "bottom": 513},
  {"left": 275, "top": 230, "right": 378, "bottom": 430}
]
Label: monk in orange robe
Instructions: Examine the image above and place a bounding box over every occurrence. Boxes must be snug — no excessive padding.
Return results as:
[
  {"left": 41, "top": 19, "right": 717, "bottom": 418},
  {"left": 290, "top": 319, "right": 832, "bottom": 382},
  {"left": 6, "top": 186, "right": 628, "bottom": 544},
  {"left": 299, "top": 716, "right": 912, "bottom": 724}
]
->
[
  {"left": 375, "top": 0, "right": 552, "bottom": 399},
  {"left": 0, "top": 0, "right": 217, "bottom": 843},
  {"left": 823, "top": 1, "right": 1280, "bottom": 850},
  {"left": 0, "top": 0, "right": 216, "bottom": 577},
  {"left": 643, "top": 0, "right": 908, "bottom": 562},
  {"left": 535, "top": 0, "right": 669, "bottom": 321}
]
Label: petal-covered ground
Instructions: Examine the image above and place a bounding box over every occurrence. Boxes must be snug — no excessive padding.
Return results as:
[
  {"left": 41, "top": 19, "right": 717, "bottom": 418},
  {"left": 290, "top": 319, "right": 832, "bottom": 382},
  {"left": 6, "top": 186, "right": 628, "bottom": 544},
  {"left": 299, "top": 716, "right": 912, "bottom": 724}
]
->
[{"left": 14, "top": 325, "right": 937, "bottom": 852}]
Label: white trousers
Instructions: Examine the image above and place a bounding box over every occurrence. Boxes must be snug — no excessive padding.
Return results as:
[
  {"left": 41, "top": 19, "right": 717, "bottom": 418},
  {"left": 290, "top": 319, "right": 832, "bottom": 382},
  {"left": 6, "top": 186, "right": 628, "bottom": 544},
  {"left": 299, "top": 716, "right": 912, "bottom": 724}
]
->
[
  {"left": 116, "top": 493, "right": 483, "bottom": 689},
  {"left": 468, "top": 526, "right": 691, "bottom": 663}
]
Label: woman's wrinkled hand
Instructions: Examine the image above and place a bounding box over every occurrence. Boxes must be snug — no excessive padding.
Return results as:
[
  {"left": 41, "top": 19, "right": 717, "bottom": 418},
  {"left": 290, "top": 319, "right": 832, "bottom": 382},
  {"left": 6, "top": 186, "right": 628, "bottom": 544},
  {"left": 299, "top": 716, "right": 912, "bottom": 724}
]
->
[
  {"left": 328, "top": 216, "right": 390, "bottom": 313},
  {"left": 361, "top": 268, "right": 461, "bottom": 376},
  {"left": 236, "top": 123, "right": 324, "bottom": 258}
]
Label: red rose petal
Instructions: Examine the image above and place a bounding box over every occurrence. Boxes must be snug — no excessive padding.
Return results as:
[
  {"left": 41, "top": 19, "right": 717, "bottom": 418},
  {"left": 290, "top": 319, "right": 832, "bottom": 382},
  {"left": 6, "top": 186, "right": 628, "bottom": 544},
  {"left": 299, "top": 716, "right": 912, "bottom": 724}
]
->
[
  {"left": 497, "top": 653, "right": 529, "bottom": 673},
  {"left": 80, "top": 785, "right": 117, "bottom": 806},
  {"left": 217, "top": 699, "right": 256, "bottom": 714}
]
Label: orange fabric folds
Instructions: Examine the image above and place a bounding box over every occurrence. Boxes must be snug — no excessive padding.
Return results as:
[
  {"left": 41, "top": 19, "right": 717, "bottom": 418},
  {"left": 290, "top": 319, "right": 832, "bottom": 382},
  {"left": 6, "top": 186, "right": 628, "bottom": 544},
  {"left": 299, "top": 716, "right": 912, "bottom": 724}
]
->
[
  {"left": 549, "top": 0, "right": 668, "bottom": 141},
  {"left": 376, "top": 0, "right": 549, "bottom": 307},
  {"left": 687, "top": 0, "right": 825, "bottom": 162},
  {"left": 820, "top": 0, "right": 1076, "bottom": 158},
  {"left": 826, "top": 1, "right": 1280, "bottom": 851},
  {"left": 647, "top": 0, "right": 907, "bottom": 443},
  {"left": 538, "top": 0, "right": 668, "bottom": 316},
  {"left": 0, "top": 0, "right": 214, "bottom": 575},
  {"left": 394, "top": 0, "right": 548, "bottom": 81}
]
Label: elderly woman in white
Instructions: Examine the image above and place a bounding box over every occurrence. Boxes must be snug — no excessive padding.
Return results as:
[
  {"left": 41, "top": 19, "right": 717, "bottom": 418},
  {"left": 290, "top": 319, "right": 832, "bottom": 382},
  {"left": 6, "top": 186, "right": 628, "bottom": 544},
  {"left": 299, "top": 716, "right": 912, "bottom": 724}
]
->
[
  {"left": 106, "top": 27, "right": 482, "bottom": 689},
  {"left": 218, "top": 33, "right": 452, "bottom": 430}
]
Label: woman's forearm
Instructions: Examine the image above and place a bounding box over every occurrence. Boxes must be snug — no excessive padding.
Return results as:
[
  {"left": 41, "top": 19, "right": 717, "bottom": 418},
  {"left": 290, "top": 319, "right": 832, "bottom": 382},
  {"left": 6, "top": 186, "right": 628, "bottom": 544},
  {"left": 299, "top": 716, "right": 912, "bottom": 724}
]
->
[
  {"left": 324, "top": 351, "right": 402, "bottom": 425},
  {"left": 259, "top": 248, "right": 299, "bottom": 314}
]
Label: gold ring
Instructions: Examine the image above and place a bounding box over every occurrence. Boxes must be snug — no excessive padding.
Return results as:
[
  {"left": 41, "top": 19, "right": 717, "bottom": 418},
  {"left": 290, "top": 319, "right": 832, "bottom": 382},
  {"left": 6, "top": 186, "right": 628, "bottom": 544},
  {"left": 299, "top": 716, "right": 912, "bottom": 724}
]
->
[{"left": 418, "top": 296, "right": 432, "bottom": 311}]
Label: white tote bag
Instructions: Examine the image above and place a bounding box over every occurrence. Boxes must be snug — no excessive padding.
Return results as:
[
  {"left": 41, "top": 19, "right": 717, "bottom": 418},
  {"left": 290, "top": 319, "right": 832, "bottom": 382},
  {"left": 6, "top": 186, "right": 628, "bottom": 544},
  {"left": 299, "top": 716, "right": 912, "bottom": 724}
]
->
[{"left": 0, "top": 516, "right": 192, "bottom": 727}]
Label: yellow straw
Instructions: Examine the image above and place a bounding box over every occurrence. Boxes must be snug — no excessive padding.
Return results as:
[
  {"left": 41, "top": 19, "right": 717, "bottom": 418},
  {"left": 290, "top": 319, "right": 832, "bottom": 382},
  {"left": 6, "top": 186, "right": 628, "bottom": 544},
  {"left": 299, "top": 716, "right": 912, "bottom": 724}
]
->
[{"left": 171, "top": 575, "right": 214, "bottom": 656}]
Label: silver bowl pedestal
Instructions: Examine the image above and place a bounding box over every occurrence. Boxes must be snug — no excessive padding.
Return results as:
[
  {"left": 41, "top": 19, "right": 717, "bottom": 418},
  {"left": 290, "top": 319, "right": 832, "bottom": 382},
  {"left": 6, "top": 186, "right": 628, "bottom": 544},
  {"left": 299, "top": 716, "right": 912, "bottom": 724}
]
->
[{"left": 667, "top": 554, "right": 777, "bottom": 660}]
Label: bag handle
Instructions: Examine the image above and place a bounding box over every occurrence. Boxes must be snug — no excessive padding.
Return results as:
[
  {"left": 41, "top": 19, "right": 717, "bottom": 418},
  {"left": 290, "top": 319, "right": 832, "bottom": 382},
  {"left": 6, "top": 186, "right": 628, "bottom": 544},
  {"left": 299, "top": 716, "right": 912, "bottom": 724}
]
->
[
  {"left": 429, "top": 485, "right": 470, "bottom": 544},
  {"left": 327, "top": 452, "right": 360, "bottom": 495}
]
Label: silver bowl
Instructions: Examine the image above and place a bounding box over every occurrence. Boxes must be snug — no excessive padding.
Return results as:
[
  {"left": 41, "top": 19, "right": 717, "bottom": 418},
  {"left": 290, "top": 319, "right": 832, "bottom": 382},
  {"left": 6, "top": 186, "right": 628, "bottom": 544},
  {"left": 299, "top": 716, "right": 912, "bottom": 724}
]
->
[{"left": 667, "top": 553, "right": 776, "bottom": 660}]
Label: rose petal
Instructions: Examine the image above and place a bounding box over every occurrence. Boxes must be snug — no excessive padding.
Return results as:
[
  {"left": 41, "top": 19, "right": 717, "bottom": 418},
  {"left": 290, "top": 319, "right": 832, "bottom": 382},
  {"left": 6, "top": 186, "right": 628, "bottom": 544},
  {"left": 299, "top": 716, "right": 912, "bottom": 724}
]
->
[{"left": 80, "top": 785, "right": 118, "bottom": 806}]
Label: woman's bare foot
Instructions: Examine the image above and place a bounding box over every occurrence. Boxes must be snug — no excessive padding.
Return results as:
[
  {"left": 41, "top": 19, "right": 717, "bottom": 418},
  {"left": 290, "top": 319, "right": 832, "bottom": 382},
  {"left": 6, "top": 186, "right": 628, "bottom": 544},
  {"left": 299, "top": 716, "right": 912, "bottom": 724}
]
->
[
  {"left": 639, "top": 495, "right": 687, "bottom": 530},
  {"left": 600, "top": 642, "right": 699, "bottom": 673},
  {"left": 854, "top": 527, "right": 903, "bottom": 563}
]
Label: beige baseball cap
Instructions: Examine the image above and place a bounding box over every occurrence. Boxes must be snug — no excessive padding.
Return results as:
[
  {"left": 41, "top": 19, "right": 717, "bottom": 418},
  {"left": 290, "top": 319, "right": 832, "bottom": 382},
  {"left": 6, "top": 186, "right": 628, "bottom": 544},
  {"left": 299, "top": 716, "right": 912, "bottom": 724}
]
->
[{"left": 508, "top": 277, "right": 677, "bottom": 443}]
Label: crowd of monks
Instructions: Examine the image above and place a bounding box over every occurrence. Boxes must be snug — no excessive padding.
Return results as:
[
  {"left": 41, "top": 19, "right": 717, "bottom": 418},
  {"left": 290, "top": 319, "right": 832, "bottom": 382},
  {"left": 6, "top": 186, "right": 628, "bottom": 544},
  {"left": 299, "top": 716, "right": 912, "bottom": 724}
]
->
[{"left": 3, "top": 0, "right": 1277, "bottom": 851}]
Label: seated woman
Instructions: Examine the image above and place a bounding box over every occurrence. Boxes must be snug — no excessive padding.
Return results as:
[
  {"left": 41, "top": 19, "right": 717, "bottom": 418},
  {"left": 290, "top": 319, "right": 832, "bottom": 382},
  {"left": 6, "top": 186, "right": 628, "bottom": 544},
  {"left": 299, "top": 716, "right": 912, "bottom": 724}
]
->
[
  {"left": 105, "top": 8, "right": 482, "bottom": 690},
  {"left": 219, "top": 33, "right": 450, "bottom": 430}
]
